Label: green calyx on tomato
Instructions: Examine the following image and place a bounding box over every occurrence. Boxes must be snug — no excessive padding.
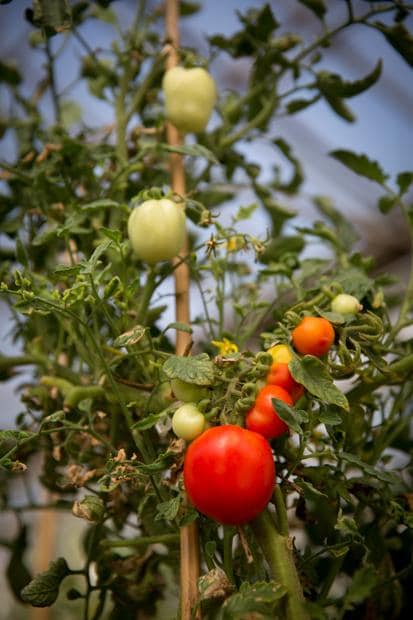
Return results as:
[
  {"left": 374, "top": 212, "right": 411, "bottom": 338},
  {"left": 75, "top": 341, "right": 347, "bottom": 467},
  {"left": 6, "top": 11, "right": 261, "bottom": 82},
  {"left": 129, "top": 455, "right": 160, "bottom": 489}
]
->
[
  {"left": 128, "top": 198, "right": 186, "bottom": 264},
  {"left": 183, "top": 424, "right": 275, "bottom": 525},
  {"left": 291, "top": 316, "right": 335, "bottom": 357},
  {"left": 162, "top": 66, "right": 217, "bottom": 134},
  {"left": 172, "top": 403, "right": 205, "bottom": 441},
  {"left": 331, "top": 293, "right": 363, "bottom": 315},
  {"left": 170, "top": 378, "right": 208, "bottom": 403},
  {"left": 246, "top": 384, "right": 293, "bottom": 440}
]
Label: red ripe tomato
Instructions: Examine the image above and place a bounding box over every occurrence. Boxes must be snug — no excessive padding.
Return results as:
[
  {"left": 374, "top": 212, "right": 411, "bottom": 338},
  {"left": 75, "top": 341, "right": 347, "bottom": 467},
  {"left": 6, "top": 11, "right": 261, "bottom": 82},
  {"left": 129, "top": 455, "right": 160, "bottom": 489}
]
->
[
  {"left": 291, "top": 316, "right": 335, "bottom": 357},
  {"left": 183, "top": 425, "right": 275, "bottom": 525},
  {"left": 246, "top": 384, "right": 293, "bottom": 440},
  {"left": 266, "top": 362, "right": 304, "bottom": 403}
]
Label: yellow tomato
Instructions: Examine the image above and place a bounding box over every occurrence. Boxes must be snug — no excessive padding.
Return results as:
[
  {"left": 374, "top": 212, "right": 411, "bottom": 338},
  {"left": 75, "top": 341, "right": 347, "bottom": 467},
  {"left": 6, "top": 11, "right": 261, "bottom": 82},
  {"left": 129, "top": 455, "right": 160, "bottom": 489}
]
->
[{"left": 267, "top": 344, "right": 293, "bottom": 364}]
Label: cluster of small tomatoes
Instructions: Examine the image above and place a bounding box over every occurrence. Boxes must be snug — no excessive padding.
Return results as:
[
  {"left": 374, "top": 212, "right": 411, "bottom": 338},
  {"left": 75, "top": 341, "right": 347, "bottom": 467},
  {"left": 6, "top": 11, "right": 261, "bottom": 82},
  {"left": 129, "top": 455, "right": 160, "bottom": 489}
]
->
[{"left": 171, "top": 314, "right": 350, "bottom": 525}]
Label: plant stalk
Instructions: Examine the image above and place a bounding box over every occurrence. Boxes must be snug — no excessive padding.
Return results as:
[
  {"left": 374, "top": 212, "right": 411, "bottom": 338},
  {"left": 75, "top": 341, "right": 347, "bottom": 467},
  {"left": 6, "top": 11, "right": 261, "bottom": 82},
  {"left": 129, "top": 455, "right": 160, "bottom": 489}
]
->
[
  {"left": 165, "top": 2, "right": 201, "bottom": 619},
  {"left": 251, "top": 507, "right": 308, "bottom": 620}
]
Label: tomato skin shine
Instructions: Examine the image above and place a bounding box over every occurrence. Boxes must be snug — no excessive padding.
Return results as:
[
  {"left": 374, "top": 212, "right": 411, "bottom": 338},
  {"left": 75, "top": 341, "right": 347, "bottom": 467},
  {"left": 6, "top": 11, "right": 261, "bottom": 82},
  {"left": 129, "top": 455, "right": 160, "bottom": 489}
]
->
[
  {"left": 292, "top": 316, "right": 335, "bottom": 357},
  {"left": 128, "top": 198, "right": 186, "bottom": 264},
  {"left": 246, "top": 384, "right": 293, "bottom": 440},
  {"left": 183, "top": 425, "right": 275, "bottom": 525},
  {"left": 163, "top": 67, "right": 216, "bottom": 133}
]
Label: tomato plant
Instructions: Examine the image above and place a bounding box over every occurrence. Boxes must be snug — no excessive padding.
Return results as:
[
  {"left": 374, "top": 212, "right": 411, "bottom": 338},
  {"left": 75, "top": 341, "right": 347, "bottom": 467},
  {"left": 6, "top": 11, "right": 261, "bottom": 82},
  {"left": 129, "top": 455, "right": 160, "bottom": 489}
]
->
[
  {"left": 128, "top": 198, "right": 186, "bottom": 263},
  {"left": 172, "top": 403, "right": 205, "bottom": 441},
  {"left": 163, "top": 66, "right": 217, "bottom": 133},
  {"left": 291, "top": 316, "right": 335, "bottom": 357},
  {"left": 0, "top": 2, "right": 412, "bottom": 619},
  {"left": 246, "top": 384, "right": 293, "bottom": 439},
  {"left": 183, "top": 425, "right": 275, "bottom": 524}
]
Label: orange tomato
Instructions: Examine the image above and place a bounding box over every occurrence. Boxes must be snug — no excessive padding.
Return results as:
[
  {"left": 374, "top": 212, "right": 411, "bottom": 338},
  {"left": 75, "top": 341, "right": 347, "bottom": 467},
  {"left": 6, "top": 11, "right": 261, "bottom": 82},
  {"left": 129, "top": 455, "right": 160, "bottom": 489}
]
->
[{"left": 292, "top": 316, "right": 335, "bottom": 357}]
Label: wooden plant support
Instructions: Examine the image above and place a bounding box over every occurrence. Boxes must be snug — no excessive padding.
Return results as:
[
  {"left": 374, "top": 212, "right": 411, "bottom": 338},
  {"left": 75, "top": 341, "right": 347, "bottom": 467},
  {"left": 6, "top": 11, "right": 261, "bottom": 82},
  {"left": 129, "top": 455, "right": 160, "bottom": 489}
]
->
[{"left": 165, "top": 1, "right": 201, "bottom": 618}]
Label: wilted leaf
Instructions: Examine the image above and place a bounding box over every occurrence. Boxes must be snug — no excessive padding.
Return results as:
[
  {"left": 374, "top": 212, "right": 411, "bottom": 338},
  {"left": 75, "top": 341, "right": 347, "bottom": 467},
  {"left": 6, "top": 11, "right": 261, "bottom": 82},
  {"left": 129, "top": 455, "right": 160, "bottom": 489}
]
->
[
  {"left": 114, "top": 325, "right": 147, "bottom": 347},
  {"left": 222, "top": 580, "right": 286, "bottom": 618},
  {"left": 317, "top": 61, "right": 382, "bottom": 99}
]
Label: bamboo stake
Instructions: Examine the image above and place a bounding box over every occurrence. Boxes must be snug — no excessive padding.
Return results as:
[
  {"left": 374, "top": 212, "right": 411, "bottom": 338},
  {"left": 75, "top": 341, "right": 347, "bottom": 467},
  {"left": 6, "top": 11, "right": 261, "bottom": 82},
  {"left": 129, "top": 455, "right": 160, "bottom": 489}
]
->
[{"left": 165, "top": 2, "right": 201, "bottom": 619}]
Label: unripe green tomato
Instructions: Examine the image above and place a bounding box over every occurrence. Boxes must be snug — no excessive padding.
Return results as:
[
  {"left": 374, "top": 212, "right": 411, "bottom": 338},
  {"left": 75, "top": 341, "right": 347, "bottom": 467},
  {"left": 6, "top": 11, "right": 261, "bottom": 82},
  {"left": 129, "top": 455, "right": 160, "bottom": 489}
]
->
[
  {"left": 171, "top": 378, "right": 208, "bottom": 403},
  {"left": 172, "top": 404, "right": 206, "bottom": 441},
  {"left": 162, "top": 66, "right": 217, "bottom": 133},
  {"left": 331, "top": 293, "right": 362, "bottom": 315},
  {"left": 128, "top": 198, "right": 186, "bottom": 264}
]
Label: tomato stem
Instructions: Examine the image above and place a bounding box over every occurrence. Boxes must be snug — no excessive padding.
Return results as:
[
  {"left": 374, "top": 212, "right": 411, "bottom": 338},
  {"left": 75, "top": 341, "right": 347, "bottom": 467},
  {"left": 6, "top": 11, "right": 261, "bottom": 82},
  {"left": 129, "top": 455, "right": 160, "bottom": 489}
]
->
[{"left": 252, "top": 508, "right": 309, "bottom": 620}]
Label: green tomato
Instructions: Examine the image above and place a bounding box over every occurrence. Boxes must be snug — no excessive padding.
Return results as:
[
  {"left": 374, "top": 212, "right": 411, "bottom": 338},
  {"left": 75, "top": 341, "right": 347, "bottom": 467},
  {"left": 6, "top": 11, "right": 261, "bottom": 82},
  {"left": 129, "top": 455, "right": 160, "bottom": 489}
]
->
[
  {"left": 128, "top": 198, "right": 186, "bottom": 264},
  {"left": 331, "top": 293, "right": 363, "bottom": 315},
  {"left": 171, "top": 378, "right": 208, "bottom": 403},
  {"left": 162, "top": 66, "right": 217, "bottom": 134},
  {"left": 172, "top": 404, "right": 206, "bottom": 441}
]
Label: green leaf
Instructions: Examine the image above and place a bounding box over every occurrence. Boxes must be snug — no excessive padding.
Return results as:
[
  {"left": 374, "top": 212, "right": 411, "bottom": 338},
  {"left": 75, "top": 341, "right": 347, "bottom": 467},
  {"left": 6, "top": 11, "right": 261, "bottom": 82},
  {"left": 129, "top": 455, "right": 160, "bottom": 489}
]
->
[
  {"left": 21, "top": 558, "right": 70, "bottom": 607},
  {"left": 271, "top": 398, "right": 308, "bottom": 435},
  {"left": 396, "top": 171, "right": 413, "bottom": 195},
  {"left": 318, "top": 405, "right": 343, "bottom": 426},
  {"left": 223, "top": 580, "right": 286, "bottom": 618},
  {"left": 0, "top": 430, "right": 34, "bottom": 451},
  {"left": 323, "top": 94, "right": 355, "bottom": 122},
  {"left": 343, "top": 566, "right": 378, "bottom": 610},
  {"left": 233, "top": 203, "right": 258, "bottom": 223},
  {"left": 313, "top": 195, "right": 358, "bottom": 248},
  {"left": 317, "top": 61, "right": 382, "bottom": 99},
  {"left": 155, "top": 496, "right": 181, "bottom": 521},
  {"left": 286, "top": 95, "right": 321, "bottom": 114},
  {"left": 340, "top": 452, "right": 396, "bottom": 483},
  {"left": 133, "top": 412, "right": 167, "bottom": 431},
  {"left": 162, "top": 143, "right": 218, "bottom": 164},
  {"left": 100, "top": 227, "right": 122, "bottom": 244},
  {"left": 297, "top": 479, "right": 328, "bottom": 500},
  {"left": 375, "top": 22, "right": 413, "bottom": 68},
  {"left": 60, "top": 100, "right": 82, "bottom": 129},
  {"left": 0, "top": 60, "right": 22, "bottom": 85},
  {"left": 378, "top": 194, "right": 398, "bottom": 214},
  {"left": 273, "top": 138, "right": 304, "bottom": 193},
  {"left": 81, "top": 240, "right": 112, "bottom": 274},
  {"left": 298, "top": 0, "right": 326, "bottom": 19},
  {"left": 162, "top": 322, "right": 193, "bottom": 335},
  {"left": 114, "top": 325, "right": 147, "bottom": 347},
  {"left": 330, "top": 150, "right": 388, "bottom": 184},
  {"left": 81, "top": 199, "right": 121, "bottom": 212},
  {"left": 330, "top": 267, "right": 373, "bottom": 300},
  {"left": 180, "top": 1, "right": 201, "bottom": 16},
  {"left": 32, "top": 0, "right": 72, "bottom": 33},
  {"left": 289, "top": 357, "right": 349, "bottom": 410},
  {"left": 163, "top": 354, "right": 214, "bottom": 386}
]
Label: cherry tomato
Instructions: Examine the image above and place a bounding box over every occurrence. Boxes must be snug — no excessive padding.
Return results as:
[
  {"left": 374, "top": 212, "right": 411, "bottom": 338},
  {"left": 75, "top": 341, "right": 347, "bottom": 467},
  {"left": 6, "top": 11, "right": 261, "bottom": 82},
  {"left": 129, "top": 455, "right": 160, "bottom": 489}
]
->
[
  {"left": 266, "top": 362, "right": 304, "bottom": 403},
  {"left": 183, "top": 425, "right": 275, "bottom": 525},
  {"left": 267, "top": 344, "right": 293, "bottom": 364},
  {"left": 291, "top": 316, "right": 335, "bottom": 357},
  {"left": 172, "top": 404, "right": 205, "bottom": 441},
  {"left": 246, "top": 385, "right": 293, "bottom": 440},
  {"left": 128, "top": 198, "right": 186, "bottom": 264},
  {"left": 331, "top": 293, "right": 362, "bottom": 315},
  {"left": 162, "top": 66, "right": 217, "bottom": 134},
  {"left": 171, "top": 378, "right": 208, "bottom": 403}
]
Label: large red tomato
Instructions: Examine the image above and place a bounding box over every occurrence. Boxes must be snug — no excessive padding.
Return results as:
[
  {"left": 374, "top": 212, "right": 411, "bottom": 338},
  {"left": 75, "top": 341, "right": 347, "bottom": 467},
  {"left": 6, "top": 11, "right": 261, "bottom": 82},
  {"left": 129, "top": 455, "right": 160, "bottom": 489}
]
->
[
  {"left": 183, "top": 425, "right": 275, "bottom": 525},
  {"left": 246, "top": 384, "right": 293, "bottom": 440}
]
